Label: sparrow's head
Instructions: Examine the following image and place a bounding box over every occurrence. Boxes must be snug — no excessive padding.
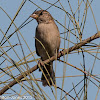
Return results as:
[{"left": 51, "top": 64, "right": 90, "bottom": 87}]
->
[{"left": 30, "top": 10, "right": 53, "bottom": 24}]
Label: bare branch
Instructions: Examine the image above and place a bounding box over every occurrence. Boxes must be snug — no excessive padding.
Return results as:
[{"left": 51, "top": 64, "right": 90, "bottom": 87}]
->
[{"left": 0, "top": 31, "right": 100, "bottom": 95}]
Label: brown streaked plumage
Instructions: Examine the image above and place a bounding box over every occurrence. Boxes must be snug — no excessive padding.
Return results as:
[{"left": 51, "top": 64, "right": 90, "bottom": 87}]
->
[{"left": 30, "top": 10, "right": 60, "bottom": 86}]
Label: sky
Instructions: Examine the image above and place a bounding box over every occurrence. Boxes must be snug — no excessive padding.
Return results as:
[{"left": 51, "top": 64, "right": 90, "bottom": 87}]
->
[{"left": 0, "top": 0, "right": 100, "bottom": 100}]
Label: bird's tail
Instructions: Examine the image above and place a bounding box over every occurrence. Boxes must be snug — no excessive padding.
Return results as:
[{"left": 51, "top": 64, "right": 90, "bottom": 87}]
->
[{"left": 41, "top": 62, "right": 55, "bottom": 86}]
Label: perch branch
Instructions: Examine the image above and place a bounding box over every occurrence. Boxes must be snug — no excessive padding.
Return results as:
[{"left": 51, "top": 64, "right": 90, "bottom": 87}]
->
[{"left": 0, "top": 31, "right": 100, "bottom": 95}]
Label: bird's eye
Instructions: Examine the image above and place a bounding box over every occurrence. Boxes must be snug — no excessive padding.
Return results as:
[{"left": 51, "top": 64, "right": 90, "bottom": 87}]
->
[{"left": 40, "top": 12, "right": 43, "bottom": 15}]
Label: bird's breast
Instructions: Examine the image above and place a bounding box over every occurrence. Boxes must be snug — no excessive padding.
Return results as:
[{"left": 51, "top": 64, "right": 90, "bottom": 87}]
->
[
  {"left": 35, "top": 22, "right": 60, "bottom": 58},
  {"left": 36, "top": 23, "right": 59, "bottom": 41}
]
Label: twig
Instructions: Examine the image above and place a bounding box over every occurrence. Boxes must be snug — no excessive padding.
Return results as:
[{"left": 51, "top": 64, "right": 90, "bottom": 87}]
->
[{"left": 0, "top": 31, "right": 100, "bottom": 95}]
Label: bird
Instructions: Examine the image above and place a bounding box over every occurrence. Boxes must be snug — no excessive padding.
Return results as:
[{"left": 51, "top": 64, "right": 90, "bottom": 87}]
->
[{"left": 30, "top": 10, "right": 60, "bottom": 86}]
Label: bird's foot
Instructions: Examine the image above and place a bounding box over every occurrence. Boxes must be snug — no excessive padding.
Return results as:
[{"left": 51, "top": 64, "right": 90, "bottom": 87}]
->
[
  {"left": 57, "top": 49, "right": 64, "bottom": 60},
  {"left": 38, "top": 59, "right": 45, "bottom": 71},
  {"left": 60, "top": 49, "right": 65, "bottom": 56}
]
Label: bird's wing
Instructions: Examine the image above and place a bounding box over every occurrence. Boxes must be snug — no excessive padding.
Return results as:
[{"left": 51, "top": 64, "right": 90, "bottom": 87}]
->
[{"left": 35, "top": 39, "right": 40, "bottom": 56}]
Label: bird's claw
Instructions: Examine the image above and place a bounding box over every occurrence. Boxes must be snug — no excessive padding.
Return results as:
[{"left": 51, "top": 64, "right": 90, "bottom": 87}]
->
[
  {"left": 60, "top": 49, "right": 64, "bottom": 56},
  {"left": 57, "top": 49, "right": 64, "bottom": 60},
  {"left": 38, "top": 60, "right": 44, "bottom": 71}
]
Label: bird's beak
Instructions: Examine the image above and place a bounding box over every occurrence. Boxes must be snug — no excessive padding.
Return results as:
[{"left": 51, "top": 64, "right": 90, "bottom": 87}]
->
[{"left": 30, "top": 14, "right": 38, "bottom": 19}]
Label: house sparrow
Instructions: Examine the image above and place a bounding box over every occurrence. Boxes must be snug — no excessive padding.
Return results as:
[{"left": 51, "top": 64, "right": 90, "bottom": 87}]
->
[{"left": 30, "top": 10, "right": 60, "bottom": 86}]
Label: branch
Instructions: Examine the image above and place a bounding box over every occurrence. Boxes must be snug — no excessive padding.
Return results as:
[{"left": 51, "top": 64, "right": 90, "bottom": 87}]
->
[{"left": 0, "top": 31, "right": 100, "bottom": 95}]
